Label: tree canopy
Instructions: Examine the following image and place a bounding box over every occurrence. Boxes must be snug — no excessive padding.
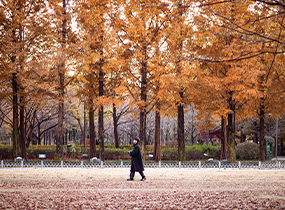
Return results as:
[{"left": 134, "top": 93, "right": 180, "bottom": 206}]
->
[{"left": 1, "top": 0, "right": 285, "bottom": 162}]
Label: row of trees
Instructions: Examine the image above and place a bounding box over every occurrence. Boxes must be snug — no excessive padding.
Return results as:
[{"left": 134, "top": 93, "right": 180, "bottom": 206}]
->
[{"left": 1, "top": 0, "right": 284, "bottom": 162}]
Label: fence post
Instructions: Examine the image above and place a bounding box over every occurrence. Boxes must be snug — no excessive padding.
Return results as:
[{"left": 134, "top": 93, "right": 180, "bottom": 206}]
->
[
  {"left": 101, "top": 161, "right": 104, "bottom": 168},
  {"left": 218, "top": 161, "right": 221, "bottom": 169},
  {"left": 61, "top": 161, "right": 63, "bottom": 169},
  {"left": 159, "top": 161, "right": 161, "bottom": 169},
  {"left": 199, "top": 161, "right": 201, "bottom": 169},
  {"left": 239, "top": 161, "right": 241, "bottom": 169},
  {"left": 41, "top": 160, "right": 43, "bottom": 168},
  {"left": 21, "top": 160, "right": 23, "bottom": 168},
  {"left": 259, "top": 161, "right": 261, "bottom": 169},
  {"left": 81, "top": 161, "right": 83, "bottom": 168},
  {"left": 179, "top": 161, "right": 181, "bottom": 168},
  {"left": 1, "top": 160, "right": 3, "bottom": 168},
  {"left": 121, "top": 161, "right": 123, "bottom": 168}
]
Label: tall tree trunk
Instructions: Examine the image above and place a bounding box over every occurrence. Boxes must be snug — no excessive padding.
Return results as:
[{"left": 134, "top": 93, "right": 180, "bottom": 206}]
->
[
  {"left": 139, "top": 107, "right": 146, "bottom": 157},
  {"left": 176, "top": 1, "right": 185, "bottom": 162},
  {"left": 177, "top": 97, "right": 185, "bottom": 161},
  {"left": 49, "top": 130, "right": 52, "bottom": 145},
  {"left": 113, "top": 103, "right": 119, "bottom": 148},
  {"left": 11, "top": 6, "right": 20, "bottom": 159},
  {"left": 37, "top": 122, "right": 41, "bottom": 145},
  {"left": 19, "top": 96, "right": 27, "bottom": 160},
  {"left": 258, "top": 71, "right": 266, "bottom": 161},
  {"left": 153, "top": 103, "right": 161, "bottom": 162},
  {"left": 56, "top": 74, "right": 64, "bottom": 159},
  {"left": 89, "top": 99, "right": 96, "bottom": 158},
  {"left": 253, "top": 121, "right": 258, "bottom": 144},
  {"left": 259, "top": 102, "right": 265, "bottom": 161},
  {"left": 220, "top": 116, "right": 227, "bottom": 160},
  {"left": 56, "top": 0, "right": 67, "bottom": 160},
  {"left": 83, "top": 103, "right": 86, "bottom": 149},
  {"left": 98, "top": 66, "right": 104, "bottom": 161},
  {"left": 12, "top": 73, "right": 20, "bottom": 158},
  {"left": 227, "top": 95, "right": 236, "bottom": 163},
  {"left": 139, "top": 45, "right": 147, "bottom": 158}
]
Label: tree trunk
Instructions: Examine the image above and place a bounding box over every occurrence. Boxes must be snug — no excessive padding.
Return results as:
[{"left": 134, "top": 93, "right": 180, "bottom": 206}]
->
[
  {"left": 12, "top": 73, "right": 20, "bottom": 158},
  {"left": 139, "top": 46, "right": 147, "bottom": 158},
  {"left": 220, "top": 116, "right": 227, "bottom": 160},
  {"left": 177, "top": 98, "right": 185, "bottom": 161},
  {"left": 139, "top": 107, "right": 146, "bottom": 158},
  {"left": 227, "top": 99, "right": 236, "bottom": 163},
  {"left": 258, "top": 71, "right": 266, "bottom": 161},
  {"left": 56, "top": 81, "right": 64, "bottom": 159},
  {"left": 98, "top": 66, "right": 104, "bottom": 161},
  {"left": 206, "top": 130, "right": 209, "bottom": 145},
  {"left": 55, "top": 0, "right": 67, "bottom": 160},
  {"left": 176, "top": 0, "right": 186, "bottom": 162},
  {"left": 153, "top": 103, "right": 161, "bottom": 162},
  {"left": 113, "top": 103, "right": 119, "bottom": 148},
  {"left": 19, "top": 96, "right": 27, "bottom": 160},
  {"left": 49, "top": 130, "right": 52, "bottom": 145},
  {"left": 89, "top": 100, "right": 96, "bottom": 158},
  {"left": 83, "top": 103, "right": 86, "bottom": 149},
  {"left": 259, "top": 104, "right": 265, "bottom": 161},
  {"left": 253, "top": 121, "right": 258, "bottom": 144}
]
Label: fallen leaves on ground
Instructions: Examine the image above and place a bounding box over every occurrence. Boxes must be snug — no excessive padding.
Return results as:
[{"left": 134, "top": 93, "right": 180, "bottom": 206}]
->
[{"left": 0, "top": 169, "right": 284, "bottom": 209}]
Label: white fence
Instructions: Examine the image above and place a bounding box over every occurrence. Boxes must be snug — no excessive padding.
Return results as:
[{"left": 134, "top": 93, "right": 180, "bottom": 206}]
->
[{"left": 1, "top": 160, "right": 285, "bottom": 169}]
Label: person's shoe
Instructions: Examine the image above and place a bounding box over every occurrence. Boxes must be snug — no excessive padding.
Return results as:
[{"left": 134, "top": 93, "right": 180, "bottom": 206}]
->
[
  {"left": 140, "top": 177, "right": 146, "bottom": 181},
  {"left": 127, "top": 178, "right": 133, "bottom": 181}
]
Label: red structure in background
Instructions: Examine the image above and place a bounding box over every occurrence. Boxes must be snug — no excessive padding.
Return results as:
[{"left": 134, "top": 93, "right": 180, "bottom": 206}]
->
[
  {"left": 200, "top": 126, "right": 222, "bottom": 144},
  {"left": 200, "top": 126, "right": 243, "bottom": 145}
]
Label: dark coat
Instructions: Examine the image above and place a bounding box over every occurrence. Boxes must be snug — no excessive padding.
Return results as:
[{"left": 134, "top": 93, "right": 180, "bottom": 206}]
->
[{"left": 129, "top": 143, "right": 144, "bottom": 172}]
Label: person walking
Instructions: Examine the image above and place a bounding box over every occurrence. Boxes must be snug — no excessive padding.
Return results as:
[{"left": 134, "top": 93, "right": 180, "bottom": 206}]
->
[{"left": 127, "top": 137, "right": 146, "bottom": 181}]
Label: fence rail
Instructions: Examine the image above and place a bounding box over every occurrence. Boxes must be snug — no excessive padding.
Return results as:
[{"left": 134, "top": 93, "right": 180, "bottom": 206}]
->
[{"left": 1, "top": 160, "right": 285, "bottom": 169}]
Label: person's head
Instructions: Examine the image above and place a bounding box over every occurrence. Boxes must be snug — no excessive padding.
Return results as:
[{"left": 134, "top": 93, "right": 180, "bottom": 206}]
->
[{"left": 133, "top": 137, "right": 140, "bottom": 144}]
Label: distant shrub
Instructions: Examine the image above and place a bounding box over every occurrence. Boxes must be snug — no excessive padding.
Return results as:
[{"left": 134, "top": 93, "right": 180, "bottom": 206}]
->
[
  {"left": 161, "top": 148, "right": 178, "bottom": 160},
  {"left": 186, "top": 149, "right": 203, "bottom": 160},
  {"left": 0, "top": 144, "right": 221, "bottom": 161},
  {"left": 104, "top": 148, "right": 130, "bottom": 160},
  {"left": 188, "top": 144, "right": 221, "bottom": 159},
  {"left": 165, "top": 140, "right": 178, "bottom": 147},
  {"left": 0, "top": 146, "right": 12, "bottom": 159},
  {"left": 236, "top": 142, "right": 259, "bottom": 160}
]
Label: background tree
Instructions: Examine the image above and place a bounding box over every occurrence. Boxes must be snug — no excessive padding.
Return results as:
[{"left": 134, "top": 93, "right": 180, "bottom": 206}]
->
[
  {"left": 49, "top": 0, "right": 76, "bottom": 159},
  {"left": 0, "top": 0, "right": 52, "bottom": 159},
  {"left": 112, "top": 0, "right": 173, "bottom": 157},
  {"left": 196, "top": 0, "right": 285, "bottom": 161}
]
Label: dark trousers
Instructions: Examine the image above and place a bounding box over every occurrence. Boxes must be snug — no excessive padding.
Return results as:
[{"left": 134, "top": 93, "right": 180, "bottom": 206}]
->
[{"left": 130, "top": 171, "right": 145, "bottom": 179}]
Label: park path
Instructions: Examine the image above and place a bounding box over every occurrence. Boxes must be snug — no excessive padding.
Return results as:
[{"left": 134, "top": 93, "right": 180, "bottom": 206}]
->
[{"left": 0, "top": 169, "right": 285, "bottom": 209}]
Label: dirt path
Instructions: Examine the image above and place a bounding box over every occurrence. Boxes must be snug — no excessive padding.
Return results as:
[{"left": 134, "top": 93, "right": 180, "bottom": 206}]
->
[{"left": 0, "top": 168, "right": 284, "bottom": 209}]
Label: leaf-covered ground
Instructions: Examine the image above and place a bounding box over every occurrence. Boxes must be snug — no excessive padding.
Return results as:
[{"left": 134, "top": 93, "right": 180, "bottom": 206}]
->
[{"left": 0, "top": 168, "right": 284, "bottom": 209}]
